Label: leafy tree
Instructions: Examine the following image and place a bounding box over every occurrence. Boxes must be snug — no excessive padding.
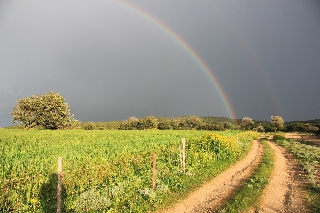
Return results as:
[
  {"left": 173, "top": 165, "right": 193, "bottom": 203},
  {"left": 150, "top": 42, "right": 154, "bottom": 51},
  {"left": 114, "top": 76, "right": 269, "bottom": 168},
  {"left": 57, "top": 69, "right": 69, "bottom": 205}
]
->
[
  {"left": 261, "top": 122, "right": 274, "bottom": 132},
  {"left": 285, "top": 122, "right": 319, "bottom": 133},
  {"left": 11, "top": 91, "right": 75, "bottom": 130},
  {"left": 119, "top": 116, "right": 139, "bottom": 130},
  {"left": 200, "top": 123, "right": 222, "bottom": 131},
  {"left": 302, "top": 123, "right": 319, "bottom": 133},
  {"left": 157, "top": 118, "right": 178, "bottom": 130},
  {"left": 223, "top": 122, "right": 234, "bottom": 130},
  {"left": 285, "top": 122, "right": 304, "bottom": 132},
  {"left": 83, "top": 122, "right": 96, "bottom": 130},
  {"left": 185, "top": 116, "right": 203, "bottom": 130},
  {"left": 137, "top": 116, "right": 158, "bottom": 130},
  {"left": 255, "top": 123, "right": 265, "bottom": 132},
  {"left": 271, "top": 116, "right": 284, "bottom": 132},
  {"left": 157, "top": 118, "right": 171, "bottom": 130},
  {"left": 11, "top": 95, "right": 39, "bottom": 129},
  {"left": 240, "top": 117, "right": 254, "bottom": 130},
  {"left": 169, "top": 118, "right": 179, "bottom": 130}
]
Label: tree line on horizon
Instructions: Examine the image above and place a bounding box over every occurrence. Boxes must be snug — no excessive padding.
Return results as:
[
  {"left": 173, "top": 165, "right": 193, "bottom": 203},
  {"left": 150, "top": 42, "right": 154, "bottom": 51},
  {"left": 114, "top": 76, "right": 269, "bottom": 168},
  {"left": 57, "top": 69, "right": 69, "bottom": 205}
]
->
[
  {"left": 83, "top": 115, "right": 320, "bottom": 134},
  {"left": 9, "top": 91, "right": 320, "bottom": 134}
]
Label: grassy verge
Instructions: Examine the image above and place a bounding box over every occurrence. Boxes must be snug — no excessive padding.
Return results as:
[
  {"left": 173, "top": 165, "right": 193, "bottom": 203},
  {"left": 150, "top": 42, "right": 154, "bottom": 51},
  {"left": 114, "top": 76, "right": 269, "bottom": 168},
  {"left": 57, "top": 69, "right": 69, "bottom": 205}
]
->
[
  {"left": 217, "top": 138, "right": 274, "bottom": 213},
  {"left": 273, "top": 135, "right": 320, "bottom": 212}
]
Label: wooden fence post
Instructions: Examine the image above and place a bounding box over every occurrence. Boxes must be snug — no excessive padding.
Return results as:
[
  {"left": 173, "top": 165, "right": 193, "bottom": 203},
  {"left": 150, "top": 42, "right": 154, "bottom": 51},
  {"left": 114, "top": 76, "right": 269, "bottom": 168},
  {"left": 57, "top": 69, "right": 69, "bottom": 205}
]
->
[
  {"left": 237, "top": 133, "right": 239, "bottom": 143},
  {"left": 182, "top": 138, "right": 186, "bottom": 173},
  {"left": 152, "top": 154, "right": 156, "bottom": 190},
  {"left": 57, "top": 157, "right": 62, "bottom": 213}
]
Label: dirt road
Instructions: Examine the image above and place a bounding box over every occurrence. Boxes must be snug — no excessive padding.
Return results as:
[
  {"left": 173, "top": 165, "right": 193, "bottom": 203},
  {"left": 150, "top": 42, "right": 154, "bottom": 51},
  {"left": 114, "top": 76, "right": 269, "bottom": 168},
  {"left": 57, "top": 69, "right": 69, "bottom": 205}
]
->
[
  {"left": 160, "top": 137, "right": 309, "bottom": 213},
  {"left": 160, "top": 139, "right": 263, "bottom": 213},
  {"left": 253, "top": 138, "right": 309, "bottom": 212}
]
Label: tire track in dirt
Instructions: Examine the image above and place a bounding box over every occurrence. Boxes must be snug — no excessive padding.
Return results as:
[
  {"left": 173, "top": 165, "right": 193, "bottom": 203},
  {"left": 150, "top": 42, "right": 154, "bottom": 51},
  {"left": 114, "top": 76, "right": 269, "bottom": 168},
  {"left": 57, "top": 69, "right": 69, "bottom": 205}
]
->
[
  {"left": 253, "top": 138, "right": 309, "bottom": 213},
  {"left": 160, "top": 139, "right": 263, "bottom": 213}
]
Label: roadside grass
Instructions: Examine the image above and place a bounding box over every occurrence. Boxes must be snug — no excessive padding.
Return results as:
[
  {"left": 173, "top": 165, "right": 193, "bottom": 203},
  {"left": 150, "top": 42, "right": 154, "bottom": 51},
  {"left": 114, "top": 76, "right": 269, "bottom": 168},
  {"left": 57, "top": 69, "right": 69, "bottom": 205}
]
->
[
  {"left": 217, "top": 138, "right": 274, "bottom": 213},
  {"left": 273, "top": 135, "right": 320, "bottom": 212}
]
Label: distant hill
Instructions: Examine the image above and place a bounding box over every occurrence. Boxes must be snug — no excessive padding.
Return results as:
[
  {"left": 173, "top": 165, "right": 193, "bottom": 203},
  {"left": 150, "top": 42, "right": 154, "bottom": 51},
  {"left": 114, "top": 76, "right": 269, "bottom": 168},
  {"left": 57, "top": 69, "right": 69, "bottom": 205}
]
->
[
  {"left": 200, "top": 116, "right": 239, "bottom": 125},
  {"left": 285, "top": 119, "right": 320, "bottom": 125}
]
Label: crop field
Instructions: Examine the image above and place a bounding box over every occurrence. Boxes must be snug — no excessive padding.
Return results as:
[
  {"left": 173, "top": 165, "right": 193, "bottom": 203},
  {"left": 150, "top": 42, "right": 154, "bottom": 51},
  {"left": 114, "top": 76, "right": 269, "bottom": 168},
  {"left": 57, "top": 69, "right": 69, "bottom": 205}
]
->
[{"left": 0, "top": 129, "right": 259, "bottom": 212}]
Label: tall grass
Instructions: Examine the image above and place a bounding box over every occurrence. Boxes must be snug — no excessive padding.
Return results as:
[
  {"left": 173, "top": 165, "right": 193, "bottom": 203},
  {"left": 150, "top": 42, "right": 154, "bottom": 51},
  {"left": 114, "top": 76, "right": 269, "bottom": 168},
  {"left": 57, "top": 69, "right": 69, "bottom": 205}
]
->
[{"left": 0, "top": 129, "right": 259, "bottom": 212}]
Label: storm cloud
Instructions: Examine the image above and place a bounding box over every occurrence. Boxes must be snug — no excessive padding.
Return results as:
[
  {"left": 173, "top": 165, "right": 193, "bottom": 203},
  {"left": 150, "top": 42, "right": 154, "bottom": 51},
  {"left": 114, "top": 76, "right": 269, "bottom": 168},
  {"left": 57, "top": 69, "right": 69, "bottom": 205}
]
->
[{"left": 1, "top": 0, "right": 320, "bottom": 127}]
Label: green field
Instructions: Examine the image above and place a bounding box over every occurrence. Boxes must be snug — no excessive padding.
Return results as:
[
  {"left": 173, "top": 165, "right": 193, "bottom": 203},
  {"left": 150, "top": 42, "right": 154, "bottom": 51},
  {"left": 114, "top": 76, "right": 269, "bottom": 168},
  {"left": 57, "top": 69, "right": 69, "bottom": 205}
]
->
[{"left": 0, "top": 129, "right": 259, "bottom": 212}]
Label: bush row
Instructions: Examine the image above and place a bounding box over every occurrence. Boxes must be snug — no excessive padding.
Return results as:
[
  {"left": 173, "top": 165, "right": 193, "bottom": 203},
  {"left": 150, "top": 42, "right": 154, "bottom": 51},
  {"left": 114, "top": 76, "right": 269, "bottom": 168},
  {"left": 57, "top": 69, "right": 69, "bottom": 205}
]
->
[{"left": 118, "top": 116, "right": 236, "bottom": 131}]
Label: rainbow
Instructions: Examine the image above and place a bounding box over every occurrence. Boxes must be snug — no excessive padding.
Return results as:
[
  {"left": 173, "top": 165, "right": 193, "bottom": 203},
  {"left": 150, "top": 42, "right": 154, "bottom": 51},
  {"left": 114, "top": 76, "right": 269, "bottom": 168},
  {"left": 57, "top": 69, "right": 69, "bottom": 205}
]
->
[
  {"left": 204, "top": 2, "right": 281, "bottom": 115},
  {"left": 113, "top": 0, "right": 237, "bottom": 119}
]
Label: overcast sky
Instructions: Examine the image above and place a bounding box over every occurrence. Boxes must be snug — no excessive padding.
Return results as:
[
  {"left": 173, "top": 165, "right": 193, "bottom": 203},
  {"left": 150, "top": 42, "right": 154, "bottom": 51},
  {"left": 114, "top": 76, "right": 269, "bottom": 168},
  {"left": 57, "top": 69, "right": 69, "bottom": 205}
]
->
[{"left": 1, "top": 0, "right": 320, "bottom": 127}]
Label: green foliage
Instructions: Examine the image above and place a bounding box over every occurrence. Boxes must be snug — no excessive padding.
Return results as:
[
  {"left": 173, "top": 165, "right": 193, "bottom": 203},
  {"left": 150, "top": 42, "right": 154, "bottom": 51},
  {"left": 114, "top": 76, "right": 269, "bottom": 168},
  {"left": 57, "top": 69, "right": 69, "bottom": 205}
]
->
[
  {"left": 83, "top": 122, "right": 96, "bottom": 130},
  {"left": 273, "top": 134, "right": 286, "bottom": 141},
  {"left": 240, "top": 117, "right": 254, "bottom": 131},
  {"left": 199, "top": 123, "right": 223, "bottom": 131},
  {"left": 11, "top": 95, "right": 39, "bottom": 129},
  {"left": 0, "top": 130, "right": 258, "bottom": 212},
  {"left": 157, "top": 118, "right": 172, "bottom": 130},
  {"left": 200, "top": 116, "right": 237, "bottom": 127},
  {"left": 184, "top": 116, "right": 203, "bottom": 130},
  {"left": 157, "top": 118, "right": 179, "bottom": 130},
  {"left": 223, "top": 122, "right": 234, "bottom": 130},
  {"left": 189, "top": 133, "right": 241, "bottom": 160},
  {"left": 11, "top": 91, "right": 76, "bottom": 130},
  {"left": 72, "top": 188, "right": 110, "bottom": 212},
  {"left": 119, "top": 116, "right": 139, "bottom": 130},
  {"left": 137, "top": 116, "right": 159, "bottom": 130},
  {"left": 261, "top": 122, "right": 274, "bottom": 132},
  {"left": 78, "top": 121, "right": 121, "bottom": 130},
  {"left": 285, "top": 122, "right": 319, "bottom": 133},
  {"left": 271, "top": 116, "right": 284, "bottom": 132},
  {"left": 254, "top": 123, "right": 265, "bottom": 132},
  {"left": 119, "top": 116, "right": 159, "bottom": 130}
]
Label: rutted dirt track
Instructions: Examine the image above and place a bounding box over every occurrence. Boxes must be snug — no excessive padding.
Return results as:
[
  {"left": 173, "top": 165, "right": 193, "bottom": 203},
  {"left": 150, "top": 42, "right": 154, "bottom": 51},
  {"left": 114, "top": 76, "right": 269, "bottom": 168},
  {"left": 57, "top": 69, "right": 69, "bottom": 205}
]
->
[
  {"left": 161, "top": 139, "right": 263, "bottom": 213},
  {"left": 252, "top": 138, "right": 309, "bottom": 213},
  {"left": 160, "top": 137, "right": 309, "bottom": 213}
]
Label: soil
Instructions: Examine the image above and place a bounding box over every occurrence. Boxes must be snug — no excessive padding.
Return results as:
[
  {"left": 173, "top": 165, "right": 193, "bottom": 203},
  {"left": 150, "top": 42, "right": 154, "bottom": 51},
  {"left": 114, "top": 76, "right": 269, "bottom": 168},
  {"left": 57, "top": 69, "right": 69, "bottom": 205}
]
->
[
  {"left": 160, "top": 136, "right": 310, "bottom": 213},
  {"left": 285, "top": 133, "right": 320, "bottom": 147},
  {"left": 252, "top": 138, "right": 309, "bottom": 213}
]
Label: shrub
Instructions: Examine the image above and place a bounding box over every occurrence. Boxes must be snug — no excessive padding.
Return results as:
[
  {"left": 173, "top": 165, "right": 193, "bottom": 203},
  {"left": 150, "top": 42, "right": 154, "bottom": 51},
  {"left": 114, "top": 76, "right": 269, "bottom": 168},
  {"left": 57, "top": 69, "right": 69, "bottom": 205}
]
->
[
  {"left": 185, "top": 116, "right": 203, "bottom": 130},
  {"left": 273, "top": 134, "right": 286, "bottom": 141},
  {"left": 199, "top": 123, "right": 223, "bottom": 131},
  {"left": 189, "top": 133, "right": 241, "bottom": 160},
  {"left": 119, "top": 116, "right": 139, "bottom": 130},
  {"left": 137, "top": 116, "right": 158, "bottom": 130},
  {"left": 83, "top": 122, "right": 96, "bottom": 130}
]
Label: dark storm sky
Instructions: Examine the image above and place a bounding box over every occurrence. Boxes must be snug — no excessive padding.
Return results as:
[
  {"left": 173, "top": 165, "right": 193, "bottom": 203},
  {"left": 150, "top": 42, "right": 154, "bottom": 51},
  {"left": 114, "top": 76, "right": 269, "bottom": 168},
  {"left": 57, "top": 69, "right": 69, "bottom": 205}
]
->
[{"left": 1, "top": 0, "right": 320, "bottom": 127}]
